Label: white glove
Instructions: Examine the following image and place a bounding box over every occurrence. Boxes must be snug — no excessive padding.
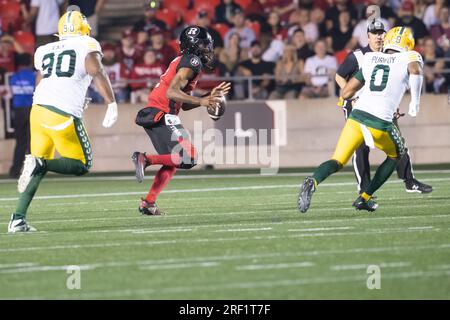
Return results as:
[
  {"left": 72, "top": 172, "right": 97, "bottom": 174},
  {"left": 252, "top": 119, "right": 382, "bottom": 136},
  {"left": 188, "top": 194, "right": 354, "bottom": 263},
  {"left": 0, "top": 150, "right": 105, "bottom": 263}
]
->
[
  {"left": 83, "top": 97, "right": 92, "bottom": 110},
  {"left": 408, "top": 101, "right": 419, "bottom": 117},
  {"left": 102, "top": 102, "right": 118, "bottom": 128}
]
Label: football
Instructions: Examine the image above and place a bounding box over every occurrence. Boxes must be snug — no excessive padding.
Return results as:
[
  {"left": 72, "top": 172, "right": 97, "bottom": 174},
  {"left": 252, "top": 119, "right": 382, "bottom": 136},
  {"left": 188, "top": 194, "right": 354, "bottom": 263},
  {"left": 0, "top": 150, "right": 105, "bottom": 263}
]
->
[{"left": 207, "top": 96, "right": 226, "bottom": 121}]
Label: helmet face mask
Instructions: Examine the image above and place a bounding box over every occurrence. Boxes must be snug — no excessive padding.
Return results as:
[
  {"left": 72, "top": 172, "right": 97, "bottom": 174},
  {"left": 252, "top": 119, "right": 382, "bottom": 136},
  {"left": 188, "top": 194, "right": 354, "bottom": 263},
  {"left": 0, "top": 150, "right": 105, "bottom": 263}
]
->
[{"left": 180, "top": 26, "right": 215, "bottom": 70}]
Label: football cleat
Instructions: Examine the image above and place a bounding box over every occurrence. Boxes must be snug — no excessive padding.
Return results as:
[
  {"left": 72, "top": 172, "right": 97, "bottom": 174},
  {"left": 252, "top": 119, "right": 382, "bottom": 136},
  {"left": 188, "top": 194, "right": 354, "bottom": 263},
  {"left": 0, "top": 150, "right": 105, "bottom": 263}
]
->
[
  {"left": 131, "top": 152, "right": 149, "bottom": 183},
  {"left": 139, "top": 198, "right": 163, "bottom": 216},
  {"left": 298, "top": 177, "right": 316, "bottom": 213},
  {"left": 405, "top": 179, "right": 433, "bottom": 194},
  {"left": 8, "top": 214, "right": 37, "bottom": 233},
  {"left": 18, "top": 155, "right": 45, "bottom": 193},
  {"left": 352, "top": 196, "right": 378, "bottom": 212}
]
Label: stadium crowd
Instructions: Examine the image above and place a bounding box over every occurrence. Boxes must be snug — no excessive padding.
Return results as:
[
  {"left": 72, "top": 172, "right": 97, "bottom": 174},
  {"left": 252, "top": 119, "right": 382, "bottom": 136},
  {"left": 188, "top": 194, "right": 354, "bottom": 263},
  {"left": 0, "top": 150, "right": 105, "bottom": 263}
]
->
[{"left": 0, "top": 0, "right": 450, "bottom": 102}]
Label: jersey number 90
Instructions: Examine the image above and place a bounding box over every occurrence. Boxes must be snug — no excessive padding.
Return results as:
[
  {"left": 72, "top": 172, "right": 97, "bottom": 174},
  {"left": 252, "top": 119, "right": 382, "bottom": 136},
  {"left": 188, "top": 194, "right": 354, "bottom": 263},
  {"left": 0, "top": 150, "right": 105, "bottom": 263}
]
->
[{"left": 42, "top": 50, "right": 76, "bottom": 78}]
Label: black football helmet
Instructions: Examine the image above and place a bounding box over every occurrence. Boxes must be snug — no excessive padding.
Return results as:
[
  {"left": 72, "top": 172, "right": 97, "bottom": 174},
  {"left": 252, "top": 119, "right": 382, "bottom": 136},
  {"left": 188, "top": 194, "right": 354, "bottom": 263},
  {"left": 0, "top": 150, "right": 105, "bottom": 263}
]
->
[{"left": 179, "top": 25, "right": 215, "bottom": 70}]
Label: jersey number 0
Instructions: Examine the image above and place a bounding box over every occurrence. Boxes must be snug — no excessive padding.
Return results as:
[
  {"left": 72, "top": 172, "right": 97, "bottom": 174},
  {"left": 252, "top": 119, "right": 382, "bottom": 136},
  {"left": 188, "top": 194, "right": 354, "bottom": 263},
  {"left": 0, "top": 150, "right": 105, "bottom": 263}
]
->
[{"left": 42, "top": 50, "right": 76, "bottom": 78}]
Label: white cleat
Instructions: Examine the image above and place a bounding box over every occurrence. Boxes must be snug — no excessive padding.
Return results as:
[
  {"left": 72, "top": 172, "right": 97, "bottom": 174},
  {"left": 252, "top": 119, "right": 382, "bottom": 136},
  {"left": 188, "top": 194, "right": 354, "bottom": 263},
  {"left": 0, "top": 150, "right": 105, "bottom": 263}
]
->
[
  {"left": 8, "top": 215, "right": 37, "bottom": 233},
  {"left": 18, "top": 155, "right": 43, "bottom": 193}
]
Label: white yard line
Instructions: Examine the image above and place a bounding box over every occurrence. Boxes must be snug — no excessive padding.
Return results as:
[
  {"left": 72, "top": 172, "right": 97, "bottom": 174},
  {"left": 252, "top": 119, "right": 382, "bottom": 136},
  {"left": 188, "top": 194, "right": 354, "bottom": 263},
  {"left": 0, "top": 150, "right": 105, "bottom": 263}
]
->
[
  {"left": 1, "top": 243, "right": 448, "bottom": 275},
  {"left": 1, "top": 177, "right": 450, "bottom": 202},
  {"left": 9, "top": 269, "right": 450, "bottom": 299},
  {"left": 288, "top": 226, "right": 353, "bottom": 232},
  {"left": 0, "top": 169, "right": 449, "bottom": 184},
  {"left": 0, "top": 227, "right": 443, "bottom": 253},
  {"left": 236, "top": 262, "right": 314, "bottom": 270},
  {"left": 331, "top": 262, "right": 411, "bottom": 271},
  {"left": 214, "top": 227, "right": 272, "bottom": 233},
  {"left": 139, "top": 262, "right": 220, "bottom": 270}
]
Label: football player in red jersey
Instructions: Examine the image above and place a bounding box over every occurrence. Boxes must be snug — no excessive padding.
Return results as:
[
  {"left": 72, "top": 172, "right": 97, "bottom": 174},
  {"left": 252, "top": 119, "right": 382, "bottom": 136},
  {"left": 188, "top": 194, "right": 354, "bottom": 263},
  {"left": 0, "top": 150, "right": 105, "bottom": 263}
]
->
[{"left": 132, "top": 26, "right": 231, "bottom": 215}]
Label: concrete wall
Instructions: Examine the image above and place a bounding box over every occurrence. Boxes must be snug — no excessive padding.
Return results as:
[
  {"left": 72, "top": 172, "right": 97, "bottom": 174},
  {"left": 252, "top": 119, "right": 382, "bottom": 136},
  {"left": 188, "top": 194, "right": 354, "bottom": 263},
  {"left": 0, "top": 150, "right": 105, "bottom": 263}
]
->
[{"left": 1, "top": 95, "right": 449, "bottom": 174}]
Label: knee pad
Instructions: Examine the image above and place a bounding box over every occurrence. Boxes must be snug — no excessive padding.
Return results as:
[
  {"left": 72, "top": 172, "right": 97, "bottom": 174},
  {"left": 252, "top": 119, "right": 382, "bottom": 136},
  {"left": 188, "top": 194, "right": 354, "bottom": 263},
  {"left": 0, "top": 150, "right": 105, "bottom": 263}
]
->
[{"left": 178, "top": 158, "right": 197, "bottom": 170}]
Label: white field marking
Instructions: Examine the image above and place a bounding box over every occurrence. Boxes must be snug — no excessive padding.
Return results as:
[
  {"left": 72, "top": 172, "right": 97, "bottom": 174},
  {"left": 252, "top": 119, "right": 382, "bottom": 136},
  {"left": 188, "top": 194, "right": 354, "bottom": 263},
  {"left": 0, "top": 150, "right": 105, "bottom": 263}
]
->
[
  {"left": 1, "top": 177, "right": 450, "bottom": 202},
  {"left": 1, "top": 243, "right": 449, "bottom": 276},
  {"left": 0, "top": 169, "right": 449, "bottom": 184},
  {"left": 131, "top": 228, "right": 193, "bottom": 234},
  {"left": 0, "top": 227, "right": 443, "bottom": 253},
  {"left": 236, "top": 261, "right": 314, "bottom": 270},
  {"left": 214, "top": 227, "right": 272, "bottom": 233},
  {"left": 288, "top": 226, "right": 353, "bottom": 232},
  {"left": 331, "top": 262, "right": 411, "bottom": 271},
  {"left": 0, "top": 264, "right": 95, "bottom": 274},
  {"left": 0, "top": 179, "right": 446, "bottom": 209},
  {"left": 407, "top": 226, "right": 434, "bottom": 230},
  {"left": 139, "top": 261, "right": 219, "bottom": 270},
  {"left": 429, "top": 264, "right": 450, "bottom": 270},
  {"left": 1, "top": 211, "right": 449, "bottom": 237},
  {"left": 0, "top": 262, "right": 38, "bottom": 269},
  {"left": 11, "top": 269, "right": 450, "bottom": 300}
]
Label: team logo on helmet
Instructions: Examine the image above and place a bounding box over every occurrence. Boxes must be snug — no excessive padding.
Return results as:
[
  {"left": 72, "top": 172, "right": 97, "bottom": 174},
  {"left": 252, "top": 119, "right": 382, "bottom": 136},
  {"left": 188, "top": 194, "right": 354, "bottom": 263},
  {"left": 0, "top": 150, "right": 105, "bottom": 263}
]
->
[
  {"left": 190, "top": 57, "right": 200, "bottom": 66},
  {"left": 186, "top": 27, "right": 200, "bottom": 37}
]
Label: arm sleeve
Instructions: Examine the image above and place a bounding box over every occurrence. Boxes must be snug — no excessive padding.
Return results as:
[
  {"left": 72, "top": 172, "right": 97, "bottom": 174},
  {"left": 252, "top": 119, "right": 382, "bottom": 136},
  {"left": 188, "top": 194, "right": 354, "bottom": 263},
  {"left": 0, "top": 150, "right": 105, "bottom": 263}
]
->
[
  {"left": 409, "top": 74, "right": 423, "bottom": 106},
  {"left": 353, "top": 68, "right": 365, "bottom": 84},
  {"left": 336, "top": 53, "right": 358, "bottom": 79},
  {"left": 33, "top": 47, "right": 42, "bottom": 71},
  {"left": 177, "top": 54, "right": 203, "bottom": 74}
]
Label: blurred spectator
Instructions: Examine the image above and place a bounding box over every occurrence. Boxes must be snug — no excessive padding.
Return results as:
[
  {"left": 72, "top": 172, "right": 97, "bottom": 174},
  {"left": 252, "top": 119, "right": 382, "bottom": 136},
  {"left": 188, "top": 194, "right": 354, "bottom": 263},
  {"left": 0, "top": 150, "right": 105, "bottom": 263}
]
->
[
  {"left": 215, "top": 0, "right": 242, "bottom": 26},
  {"left": 352, "top": 6, "right": 390, "bottom": 48},
  {"left": 224, "top": 8, "right": 256, "bottom": 49},
  {"left": 260, "top": 11, "right": 286, "bottom": 60},
  {"left": 236, "top": 40, "right": 275, "bottom": 99},
  {"left": 89, "top": 42, "right": 128, "bottom": 103},
  {"left": 219, "top": 32, "right": 248, "bottom": 73},
  {"left": 325, "top": 0, "right": 358, "bottom": 31},
  {"left": 245, "top": 0, "right": 279, "bottom": 24},
  {"left": 129, "top": 48, "right": 165, "bottom": 103},
  {"left": 118, "top": 29, "right": 143, "bottom": 78},
  {"left": 8, "top": 53, "right": 34, "bottom": 178},
  {"left": 29, "top": 0, "right": 65, "bottom": 47},
  {"left": 423, "top": 0, "right": 447, "bottom": 30},
  {"left": 288, "top": 9, "right": 319, "bottom": 45},
  {"left": 430, "top": 6, "right": 450, "bottom": 47},
  {"left": 300, "top": 39, "right": 337, "bottom": 98},
  {"left": 290, "top": 28, "right": 314, "bottom": 66},
  {"left": 269, "top": 45, "right": 304, "bottom": 99},
  {"left": 67, "top": 0, "right": 105, "bottom": 37},
  {"left": 327, "top": 10, "right": 355, "bottom": 52},
  {"left": 310, "top": 7, "right": 328, "bottom": 38},
  {"left": 149, "top": 28, "right": 177, "bottom": 68},
  {"left": 196, "top": 10, "right": 224, "bottom": 51},
  {"left": 394, "top": 1, "right": 429, "bottom": 44},
  {"left": 260, "top": 11, "right": 285, "bottom": 40},
  {"left": 421, "top": 37, "right": 446, "bottom": 93},
  {"left": 20, "top": 0, "right": 32, "bottom": 32},
  {"left": 135, "top": 30, "right": 151, "bottom": 53},
  {"left": 0, "top": 35, "right": 25, "bottom": 73},
  {"left": 133, "top": 1, "right": 167, "bottom": 33}
]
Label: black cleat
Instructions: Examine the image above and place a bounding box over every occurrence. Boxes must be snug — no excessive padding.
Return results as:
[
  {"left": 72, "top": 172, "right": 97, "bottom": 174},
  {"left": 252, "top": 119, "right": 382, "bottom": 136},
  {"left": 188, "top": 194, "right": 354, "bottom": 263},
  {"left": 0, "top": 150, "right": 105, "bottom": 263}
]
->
[
  {"left": 132, "top": 152, "right": 148, "bottom": 183},
  {"left": 139, "top": 198, "right": 163, "bottom": 216},
  {"left": 405, "top": 179, "right": 433, "bottom": 194},
  {"left": 352, "top": 195, "right": 378, "bottom": 212},
  {"left": 298, "top": 177, "right": 316, "bottom": 213}
]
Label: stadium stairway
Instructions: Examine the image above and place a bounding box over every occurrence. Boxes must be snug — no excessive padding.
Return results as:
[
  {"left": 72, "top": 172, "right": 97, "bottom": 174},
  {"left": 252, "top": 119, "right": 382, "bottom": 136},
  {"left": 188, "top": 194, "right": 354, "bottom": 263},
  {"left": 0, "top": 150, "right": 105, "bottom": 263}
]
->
[{"left": 97, "top": 0, "right": 144, "bottom": 42}]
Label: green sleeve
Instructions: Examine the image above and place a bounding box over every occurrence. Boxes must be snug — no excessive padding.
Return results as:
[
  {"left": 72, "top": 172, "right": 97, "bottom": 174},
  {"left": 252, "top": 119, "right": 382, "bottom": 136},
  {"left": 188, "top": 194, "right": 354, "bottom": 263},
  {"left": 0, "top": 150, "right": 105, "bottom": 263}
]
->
[{"left": 353, "top": 68, "right": 365, "bottom": 84}]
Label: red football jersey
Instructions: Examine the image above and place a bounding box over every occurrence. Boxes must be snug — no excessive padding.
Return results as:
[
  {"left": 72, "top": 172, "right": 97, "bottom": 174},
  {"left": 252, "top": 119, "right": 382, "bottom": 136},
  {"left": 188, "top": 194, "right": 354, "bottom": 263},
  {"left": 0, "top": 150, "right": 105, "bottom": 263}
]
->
[{"left": 147, "top": 54, "right": 203, "bottom": 115}]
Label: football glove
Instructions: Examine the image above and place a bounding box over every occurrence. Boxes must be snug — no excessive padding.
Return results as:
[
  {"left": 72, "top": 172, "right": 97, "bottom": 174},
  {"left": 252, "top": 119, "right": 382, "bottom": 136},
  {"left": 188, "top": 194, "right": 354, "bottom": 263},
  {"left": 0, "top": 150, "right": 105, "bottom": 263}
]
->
[{"left": 102, "top": 102, "right": 118, "bottom": 128}]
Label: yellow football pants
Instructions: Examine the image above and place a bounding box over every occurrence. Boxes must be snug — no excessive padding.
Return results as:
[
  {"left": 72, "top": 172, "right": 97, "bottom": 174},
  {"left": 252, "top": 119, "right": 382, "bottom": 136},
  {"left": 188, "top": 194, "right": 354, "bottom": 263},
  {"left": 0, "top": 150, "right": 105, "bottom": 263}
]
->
[
  {"left": 332, "top": 118, "right": 402, "bottom": 166},
  {"left": 30, "top": 104, "right": 92, "bottom": 168}
]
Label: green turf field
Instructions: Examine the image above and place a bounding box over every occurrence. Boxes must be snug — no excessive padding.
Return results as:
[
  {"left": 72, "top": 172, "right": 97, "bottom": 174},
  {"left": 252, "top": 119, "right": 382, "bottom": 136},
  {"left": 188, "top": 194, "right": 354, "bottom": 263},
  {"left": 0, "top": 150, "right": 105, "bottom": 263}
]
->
[{"left": 0, "top": 170, "right": 449, "bottom": 299}]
